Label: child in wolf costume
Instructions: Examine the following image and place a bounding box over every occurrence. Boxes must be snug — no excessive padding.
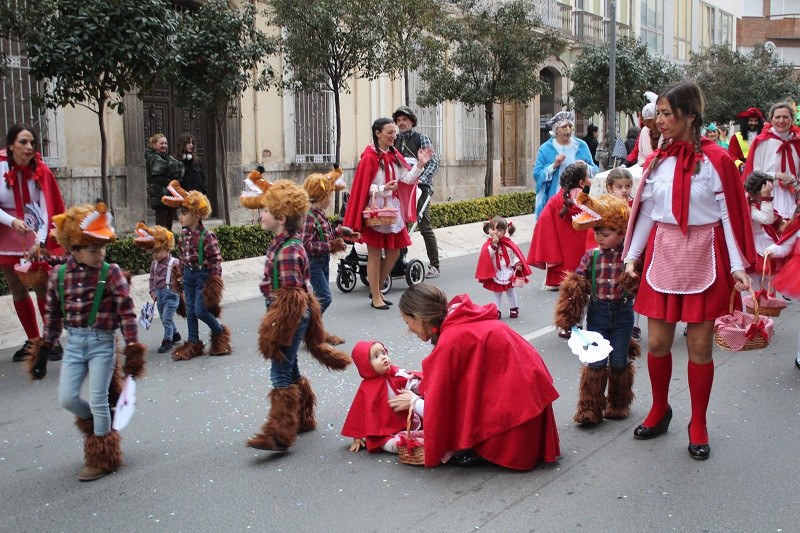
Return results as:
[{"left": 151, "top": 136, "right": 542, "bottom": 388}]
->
[
  {"left": 554, "top": 188, "right": 641, "bottom": 424},
  {"left": 25, "top": 202, "right": 146, "bottom": 481},
  {"left": 240, "top": 174, "right": 351, "bottom": 451}
]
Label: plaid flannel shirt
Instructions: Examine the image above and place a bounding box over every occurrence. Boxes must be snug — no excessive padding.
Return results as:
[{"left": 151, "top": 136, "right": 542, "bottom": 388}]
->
[
  {"left": 179, "top": 223, "right": 222, "bottom": 277},
  {"left": 260, "top": 231, "right": 311, "bottom": 300},
  {"left": 301, "top": 207, "right": 341, "bottom": 257},
  {"left": 43, "top": 257, "right": 138, "bottom": 344},
  {"left": 574, "top": 245, "right": 627, "bottom": 301},
  {"left": 396, "top": 130, "right": 438, "bottom": 187}
]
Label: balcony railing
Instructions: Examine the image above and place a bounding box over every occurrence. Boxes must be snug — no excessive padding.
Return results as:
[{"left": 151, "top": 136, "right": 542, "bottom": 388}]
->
[
  {"left": 574, "top": 10, "right": 604, "bottom": 45},
  {"left": 534, "top": 0, "right": 559, "bottom": 28},
  {"left": 557, "top": 2, "right": 573, "bottom": 37}
]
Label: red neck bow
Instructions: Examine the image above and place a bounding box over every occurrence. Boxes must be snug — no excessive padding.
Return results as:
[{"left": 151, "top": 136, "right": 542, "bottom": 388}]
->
[{"left": 660, "top": 141, "right": 702, "bottom": 234}]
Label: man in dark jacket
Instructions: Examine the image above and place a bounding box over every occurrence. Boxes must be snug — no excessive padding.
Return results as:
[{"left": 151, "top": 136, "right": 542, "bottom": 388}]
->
[{"left": 583, "top": 125, "right": 599, "bottom": 165}]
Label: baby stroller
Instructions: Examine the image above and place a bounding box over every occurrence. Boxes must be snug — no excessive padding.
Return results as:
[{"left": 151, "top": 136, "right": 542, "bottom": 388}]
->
[{"left": 334, "top": 192, "right": 426, "bottom": 294}]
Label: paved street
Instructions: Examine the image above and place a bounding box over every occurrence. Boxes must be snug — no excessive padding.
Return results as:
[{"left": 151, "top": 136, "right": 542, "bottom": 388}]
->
[{"left": 2, "top": 244, "right": 800, "bottom": 532}]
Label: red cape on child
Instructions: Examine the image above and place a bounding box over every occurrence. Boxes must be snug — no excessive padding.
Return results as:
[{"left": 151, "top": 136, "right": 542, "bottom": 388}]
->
[
  {"left": 772, "top": 217, "right": 800, "bottom": 298},
  {"left": 475, "top": 236, "right": 533, "bottom": 282},
  {"left": 419, "top": 294, "right": 561, "bottom": 470},
  {"left": 341, "top": 341, "right": 421, "bottom": 451}
]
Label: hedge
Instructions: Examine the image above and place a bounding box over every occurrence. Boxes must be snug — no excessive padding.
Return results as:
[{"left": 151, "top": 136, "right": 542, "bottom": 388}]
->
[{"left": 0, "top": 191, "right": 535, "bottom": 294}]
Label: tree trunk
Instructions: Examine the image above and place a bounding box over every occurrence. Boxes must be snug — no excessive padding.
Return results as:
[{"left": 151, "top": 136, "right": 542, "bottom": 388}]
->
[
  {"left": 215, "top": 115, "right": 231, "bottom": 225},
  {"left": 333, "top": 86, "right": 342, "bottom": 215},
  {"left": 484, "top": 102, "right": 494, "bottom": 197},
  {"left": 97, "top": 100, "right": 111, "bottom": 210}
]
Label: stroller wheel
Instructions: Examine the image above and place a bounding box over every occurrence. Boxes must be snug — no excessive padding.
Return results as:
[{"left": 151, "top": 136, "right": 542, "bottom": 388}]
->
[
  {"left": 336, "top": 269, "right": 357, "bottom": 293},
  {"left": 381, "top": 275, "right": 392, "bottom": 294},
  {"left": 359, "top": 269, "right": 369, "bottom": 286},
  {"left": 405, "top": 259, "right": 426, "bottom": 286}
]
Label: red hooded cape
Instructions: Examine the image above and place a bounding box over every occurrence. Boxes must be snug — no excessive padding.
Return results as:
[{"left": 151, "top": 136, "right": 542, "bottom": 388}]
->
[
  {"left": 343, "top": 144, "right": 418, "bottom": 234},
  {"left": 341, "top": 341, "right": 421, "bottom": 451},
  {"left": 475, "top": 236, "right": 533, "bottom": 281},
  {"left": 419, "top": 294, "right": 561, "bottom": 469},
  {"left": 623, "top": 138, "right": 756, "bottom": 270},
  {"left": 0, "top": 148, "right": 65, "bottom": 254},
  {"left": 742, "top": 124, "right": 800, "bottom": 183},
  {"left": 527, "top": 192, "right": 594, "bottom": 270}
]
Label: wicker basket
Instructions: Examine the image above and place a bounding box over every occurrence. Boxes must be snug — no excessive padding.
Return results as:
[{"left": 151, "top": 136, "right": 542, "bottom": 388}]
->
[
  {"left": 744, "top": 254, "right": 785, "bottom": 317},
  {"left": 14, "top": 251, "right": 52, "bottom": 290},
  {"left": 362, "top": 192, "right": 399, "bottom": 227},
  {"left": 397, "top": 401, "right": 425, "bottom": 466},
  {"left": 714, "top": 289, "right": 771, "bottom": 351}
]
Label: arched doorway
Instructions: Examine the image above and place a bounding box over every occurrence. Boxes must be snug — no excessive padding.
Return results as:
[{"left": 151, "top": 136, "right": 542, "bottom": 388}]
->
[{"left": 538, "top": 66, "right": 564, "bottom": 146}]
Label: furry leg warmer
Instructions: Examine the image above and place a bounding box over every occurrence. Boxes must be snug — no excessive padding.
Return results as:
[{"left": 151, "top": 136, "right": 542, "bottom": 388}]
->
[
  {"left": 209, "top": 325, "right": 232, "bottom": 356},
  {"left": 573, "top": 367, "right": 608, "bottom": 424},
  {"left": 173, "top": 341, "right": 205, "bottom": 361},
  {"left": 81, "top": 431, "right": 122, "bottom": 480},
  {"left": 202, "top": 274, "right": 224, "bottom": 318},
  {"left": 295, "top": 376, "right": 317, "bottom": 432},
  {"left": 246, "top": 385, "right": 301, "bottom": 451},
  {"left": 605, "top": 363, "right": 636, "bottom": 419}
]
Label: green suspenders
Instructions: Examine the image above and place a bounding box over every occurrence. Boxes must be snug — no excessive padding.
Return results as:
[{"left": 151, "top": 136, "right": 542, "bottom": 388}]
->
[
  {"left": 272, "top": 239, "right": 302, "bottom": 290},
  {"left": 309, "top": 210, "right": 325, "bottom": 242},
  {"left": 58, "top": 262, "right": 110, "bottom": 326},
  {"left": 197, "top": 227, "right": 208, "bottom": 265}
]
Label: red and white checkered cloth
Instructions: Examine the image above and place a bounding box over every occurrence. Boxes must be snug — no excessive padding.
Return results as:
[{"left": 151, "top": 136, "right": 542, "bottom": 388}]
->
[{"left": 714, "top": 310, "right": 773, "bottom": 351}]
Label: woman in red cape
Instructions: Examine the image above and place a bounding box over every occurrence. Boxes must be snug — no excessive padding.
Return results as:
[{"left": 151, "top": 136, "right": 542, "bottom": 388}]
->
[
  {"left": 389, "top": 284, "right": 560, "bottom": 470},
  {"left": 343, "top": 117, "right": 433, "bottom": 310},
  {"left": 1, "top": 124, "right": 66, "bottom": 362},
  {"left": 622, "top": 81, "right": 755, "bottom": 460}
]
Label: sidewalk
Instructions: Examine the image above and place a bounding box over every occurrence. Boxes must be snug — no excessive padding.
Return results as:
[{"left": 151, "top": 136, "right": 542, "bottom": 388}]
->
[{"left": 0, "top": 214, "right": 535, "bottom": 350}]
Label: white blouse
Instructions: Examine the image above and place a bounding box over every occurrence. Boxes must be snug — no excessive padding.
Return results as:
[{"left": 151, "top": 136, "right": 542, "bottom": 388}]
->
[
  {"left": 750, "top": 201, "right": 777, "bottom": 255},
  {"left": 625, "top": 155, "right": 745, "bottom": 272},
  {"left": 0, "top": 160, "right": 50, "bottom": 244},
  {"left": 748, "top": 130, "right": 800, "bottom": 220}
]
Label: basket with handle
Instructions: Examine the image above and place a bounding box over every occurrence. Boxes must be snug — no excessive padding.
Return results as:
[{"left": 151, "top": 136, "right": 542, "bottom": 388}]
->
[
  {"left": 13, "top": 247, "right": 52, "bottom": 290},
  {"left": 743, "top": 253, "right": 785, "bottom": 317},
  {"left": 714, "top": 288, "right": 773, "bottom": 351},
  {"left": 362, "top": 191, "right": 399, "bottom": 227},
  {"left": 397, "top": 399, "right": 425, "bottom": 466}
]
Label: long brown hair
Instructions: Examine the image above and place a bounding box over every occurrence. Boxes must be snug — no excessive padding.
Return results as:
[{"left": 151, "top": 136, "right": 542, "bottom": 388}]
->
[
  {"left": 648, "top": 80, "right": 705, "bottom": 175},
  {"left": 398, "top": 283, "right": 448, "bottom": 345},
  {"left": 174, "top": 133, "right": 200, "bottom": 167},
  {"left": 558, "top": 161, "right": 589, "bottom": 218},
  {"left": 5, "top": 124, "right": 39, "bottom": 171}
]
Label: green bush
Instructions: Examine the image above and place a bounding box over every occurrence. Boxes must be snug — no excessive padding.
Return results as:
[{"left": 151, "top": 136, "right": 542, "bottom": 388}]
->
[{"left": 0, "top": 191, "right": 534, "bottom": 295}]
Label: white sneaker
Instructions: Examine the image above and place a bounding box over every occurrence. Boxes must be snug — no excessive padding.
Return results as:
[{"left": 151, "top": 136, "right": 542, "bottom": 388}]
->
[{"left": 426, "top": 266, "right": 440, "bottom": 278}]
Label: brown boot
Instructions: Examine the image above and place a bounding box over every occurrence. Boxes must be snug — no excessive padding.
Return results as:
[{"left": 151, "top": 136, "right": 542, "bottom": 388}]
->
[
  {"left": 295, "top": 376, "right": 317, "bottom": 432},
  {"left": 324, "top": 333, "right": 345, "bottom": 346},
  {"left": 79, "top": 431, "right": 122, "bottom": 481},
  {"left": 605, "top": 363, "right": 636, "bottom": 419},
  {"left": 172, "top": 340, "right": 205, "bottom": 361},
  {"left": 246, "top": 385, "right": 301, "bottom": 451},
  {"left": 573, "top": 367, "right": 608, "bottom": 424},
  {"left": 209, "top": 325, "right": 232, "bottom": 356}
]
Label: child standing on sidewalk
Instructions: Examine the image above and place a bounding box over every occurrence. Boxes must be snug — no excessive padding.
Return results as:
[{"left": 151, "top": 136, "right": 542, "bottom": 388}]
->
[
  {"left": 27, "top": 202, "right": 146, "bottom": 481},
  {"left": 133, "top": 222, "right": 182, "bottom": 353},
  {"left": 554, "top": 189, "right": 640, "bottom": 424},
  {"left": 301, "top": 166, "right": 359, "bottom": 344},
  {"left": 240, "top": 179, "right": 351, "bottom": 452},
  {"left": 475, "top": 216, "right": 532, "bottom": 319},
  {"left": 162, "top": 180, "right": 231, "bottom": 360}
]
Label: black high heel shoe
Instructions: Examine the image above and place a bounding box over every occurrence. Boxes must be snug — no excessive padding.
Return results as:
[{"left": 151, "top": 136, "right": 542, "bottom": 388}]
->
[
  {"left": 687, "top": 423, "right": 711, "bottom": 460},
  {"left": 633, "top": 406, "right": 672, "bottom": 440}
]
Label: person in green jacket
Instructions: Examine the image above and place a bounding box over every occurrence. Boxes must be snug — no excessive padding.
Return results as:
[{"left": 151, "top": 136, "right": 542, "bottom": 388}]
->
[{"left": 146, "top": 133, "right": 184, "bottom": 228}]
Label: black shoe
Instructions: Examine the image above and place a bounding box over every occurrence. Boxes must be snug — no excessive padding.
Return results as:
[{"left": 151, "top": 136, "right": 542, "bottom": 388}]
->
[
  {"left": 448, "top": 449, "right": 487, "bottom": 467},
  {"left": 48, "top": 340, "right": 63, "bottom": 361},
  {"left": 12, "top": 340, "right": 34, "bottom": 362},
  {"left": 370, "top": 302, "right": 390, "bottom": 310},
  {"left": 157, "top": 339, "right": 174, "bottom": 353},
  {"left": 687, "top": 424, "right": 710, "bottom": 460},
  {"left": 633, "top": 406, "right": 672, "bottom": 440},
  {"left": 172, "top": 331, "right": 182, "bottom": 343}
]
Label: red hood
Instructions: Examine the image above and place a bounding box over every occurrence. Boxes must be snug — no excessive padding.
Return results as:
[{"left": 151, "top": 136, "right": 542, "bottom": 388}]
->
[{"left": 440, "top": 294, "right": 498, "bottom": 329}]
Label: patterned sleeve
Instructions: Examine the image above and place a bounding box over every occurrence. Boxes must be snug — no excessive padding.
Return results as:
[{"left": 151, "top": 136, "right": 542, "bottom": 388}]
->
[
  {"left": 108, "top": 265, "right": 138, "bottom": 344},
  {"left": 418, "top": 133, "right": 439, "bottom": 186},
  {"left": 204, "top": 230, "right": 223, "bottom": 277},
  {"left": 574, "top": 250, "right": 593, "bottom": 278},
  {"left": 42, "top": 269, "right": 63, "bottom": 345},
  {"left": 276, "top": 244, "right": 308, "bottom": 290},
  {"left": 301, "top": 212, "right": 330, "bottom": 257}
]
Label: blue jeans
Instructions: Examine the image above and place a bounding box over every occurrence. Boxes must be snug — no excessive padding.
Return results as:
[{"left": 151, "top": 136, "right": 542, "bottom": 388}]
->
[
  {"left": 586, "top": 298, "right": 635, "bottom": 370},
  {"left": 266, "top": 299, "right": 310, "bottom": 388},
  {"left": 183, "top": 266, "right": 223, "bottom": 342},
  {"left": 155, "top": 287, "right": 180, "bottom": 341},
  {"left": 58, "top": 328, "right": 117, "bottom": 436},
  {"left": 309, "top": 254, "right": 332, "bottom": 314}
]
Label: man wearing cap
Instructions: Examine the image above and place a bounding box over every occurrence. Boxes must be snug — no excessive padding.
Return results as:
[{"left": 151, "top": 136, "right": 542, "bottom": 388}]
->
[
  {"left": 729, "top": 107, "right": 765, "bottom": 172},
  {"left": 393, "top": 105, "right": 441, "bottom": 278}
]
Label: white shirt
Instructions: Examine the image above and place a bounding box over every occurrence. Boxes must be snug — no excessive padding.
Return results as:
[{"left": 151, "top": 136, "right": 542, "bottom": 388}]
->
[
  {"left": 0, "top": 160, "right": 50, "bottom": 245},
  {"left": 750, "top": 201, "right": 778, "bottom": 255},
  {"left": 748, "top": 128, "right": 800, "bottom": 219}
]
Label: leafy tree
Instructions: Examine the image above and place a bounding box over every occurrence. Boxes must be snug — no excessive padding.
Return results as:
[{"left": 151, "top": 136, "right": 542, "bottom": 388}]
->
[
  {"left": 16, "top": 0, "right": 177, "bottom": 208},
  {"left": 568, "top": 35, "right": 681, "bottom": 123},
  {"left": 170, "top": 0, "right": 276, "bottom": 225},
  {"left": 417, "top": 0, "right": 566, "bottom": 197},
  {"left": 270, "top": 0, "right": 385, "bottom": 166},
  {"left": 685, "top": 43, "right": 800, "bottom": 125}
]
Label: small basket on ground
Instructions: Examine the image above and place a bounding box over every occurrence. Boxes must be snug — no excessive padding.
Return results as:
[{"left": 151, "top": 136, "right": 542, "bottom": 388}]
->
[
  {"left": 714, "top": 289, "right": 773, "bottom": 352},
  {"left": 362, "top": 192, "right": 399, "bottom": 227},
  {"left": 13, "top": 249, "right": 52, "bottom": 290},
  {"left": 397, "top": 400, "right": 425, "bottom": 466},
  {"left": 743, "top": 254, "right": 785, "bottom": 317}
]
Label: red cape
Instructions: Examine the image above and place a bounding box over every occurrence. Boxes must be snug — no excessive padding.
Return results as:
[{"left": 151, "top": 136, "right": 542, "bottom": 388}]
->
[
  {"left": 475, "top": 236, "right": 533, "bottom": 281},
  {"left": 623, "top": 138, "right": 755, "bottom": 269},
  {"left": 0, "top": 148, "right": 65, "bottom": 254},
  {"left": 419, "top": 294, "right": 560, "bottom": 469},
  {"left": 341, "top": 341, "right": 421, "bottom": 451},
  {"left": 728, "top": 132, "right": 748, "bottom": 168},
  {"left": 343, "top": 144, "right": 418, "bottom": 234},
  {"left": 742, "top": 124, "right": 800, "bottom": 182},
  {"left": 527, "top": 192, "right": 594, "bottom": 270}
]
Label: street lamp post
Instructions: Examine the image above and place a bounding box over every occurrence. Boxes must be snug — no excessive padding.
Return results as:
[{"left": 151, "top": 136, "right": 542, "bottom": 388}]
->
[{"left": 608, "top": 0, "right": 617, "bottom": 154}]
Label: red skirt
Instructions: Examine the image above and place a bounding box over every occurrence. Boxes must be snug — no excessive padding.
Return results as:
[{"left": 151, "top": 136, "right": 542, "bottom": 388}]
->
[
  {"left": 0, "top": 254, "right": 23, "bottom": 266},
  {"left": 481, "top": 279, "right": 512, "bottom": 292},
  {"left": 360, "top": 225, "right": 412, "bottom": 249},
  {"left": 773, "top": 256, "right": 800, "bottom": 298},
  {"left": 473, "top": 404, "right": 560, "bottom": 470},
  {"left": 634, "top": 224, "right": 739, "bottom": 323}
]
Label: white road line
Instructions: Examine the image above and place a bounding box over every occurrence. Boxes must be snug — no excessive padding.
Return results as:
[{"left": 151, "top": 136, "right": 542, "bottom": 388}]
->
[{"left": 522, "top": 325, "right": 556, "bottom": 341}]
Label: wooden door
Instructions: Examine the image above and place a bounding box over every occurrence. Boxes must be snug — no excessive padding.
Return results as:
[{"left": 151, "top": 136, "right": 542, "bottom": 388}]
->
[{"left": 501, "top": 102, "right": 517, "bottom": 186}]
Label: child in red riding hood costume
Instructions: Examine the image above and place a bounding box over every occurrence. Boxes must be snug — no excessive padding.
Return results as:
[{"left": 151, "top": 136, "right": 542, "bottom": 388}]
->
[
  {"left": 342, "top": 341, "right": 423, "bottom": 453},
  {"left": 475, "top": 216, "right": 532, "bottom": 319}
]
